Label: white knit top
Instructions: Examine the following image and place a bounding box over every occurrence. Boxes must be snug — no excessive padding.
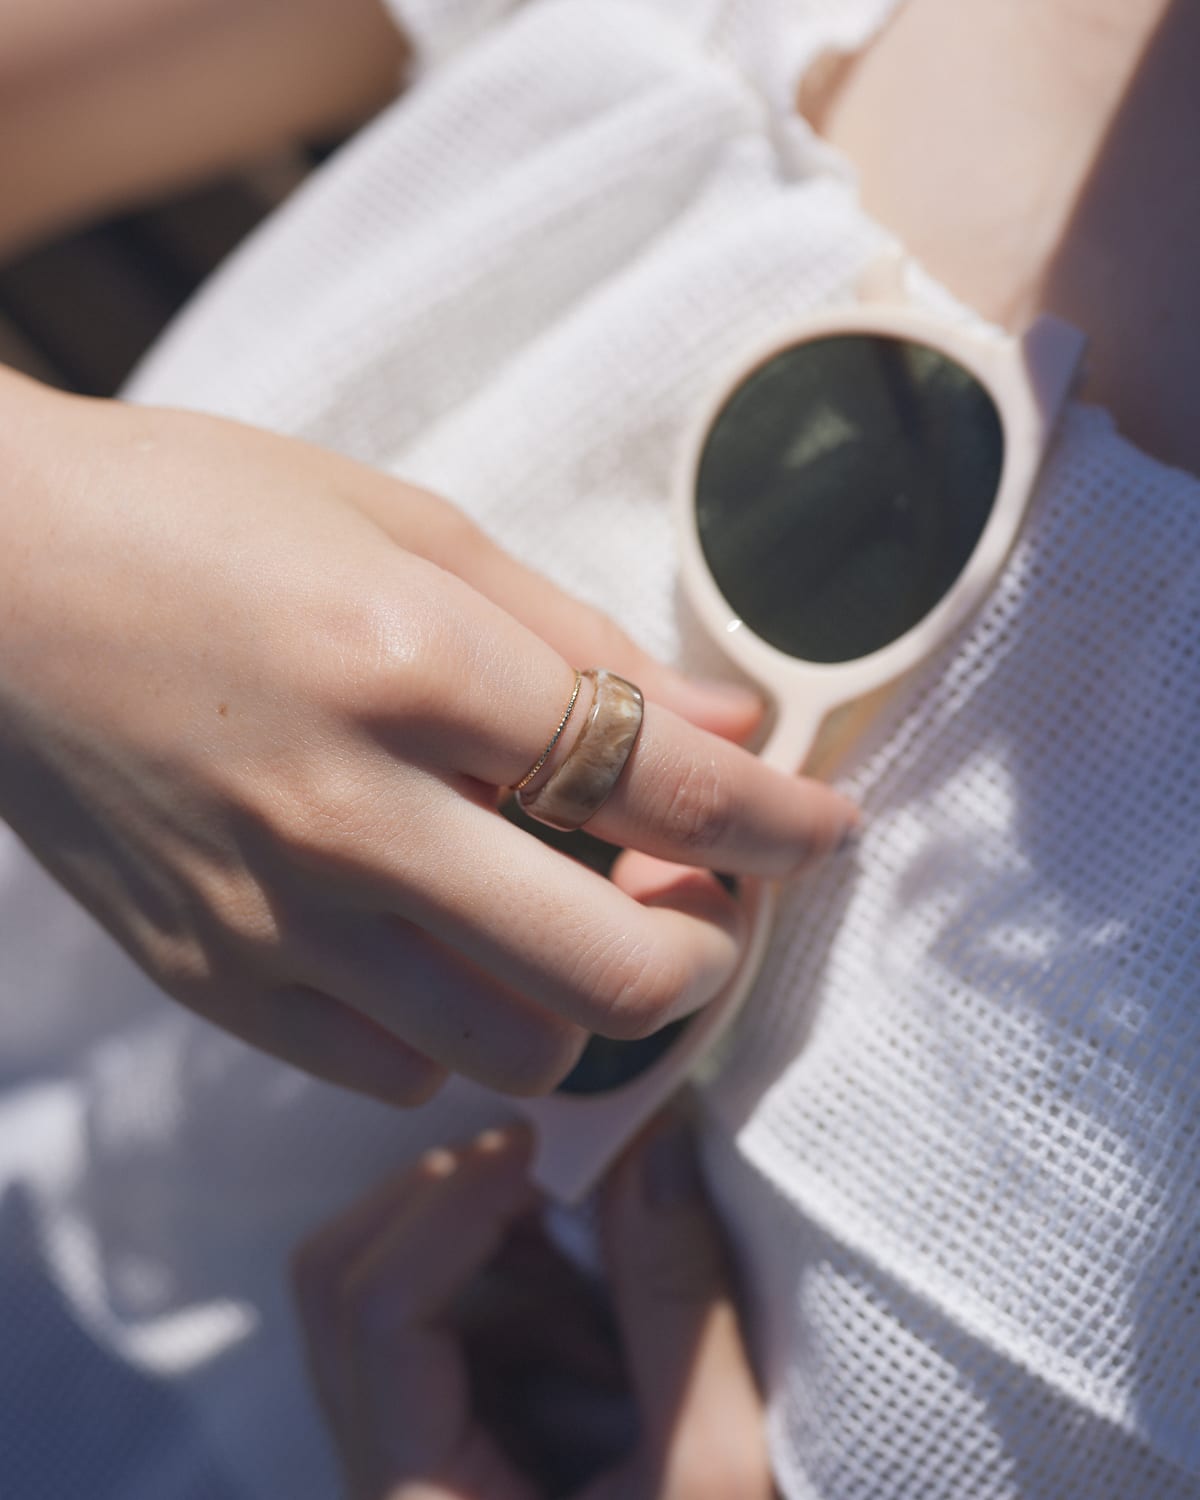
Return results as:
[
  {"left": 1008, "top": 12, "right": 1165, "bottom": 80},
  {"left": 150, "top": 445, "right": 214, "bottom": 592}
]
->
[{"left": 2, "top": 3, "right": 1197, "bottom": 1497}]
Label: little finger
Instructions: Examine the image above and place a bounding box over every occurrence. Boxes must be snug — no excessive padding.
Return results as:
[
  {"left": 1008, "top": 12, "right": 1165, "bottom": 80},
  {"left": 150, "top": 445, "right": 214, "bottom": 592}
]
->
[
  {"left": 298, "top": 916, "right": 589, "bottom": 1095},
  {"left": 202, "top": 981, "right": 447, "bottom": 1108}
]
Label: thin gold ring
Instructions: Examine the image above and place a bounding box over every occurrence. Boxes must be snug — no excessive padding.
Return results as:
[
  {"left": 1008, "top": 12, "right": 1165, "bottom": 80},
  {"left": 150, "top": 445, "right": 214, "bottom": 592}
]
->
[
  {"left": 517, "top": 668, "right": 644, "bottom": 831},
  {"left": 512, "top": 669, "right": 583, "bottom": 792}
]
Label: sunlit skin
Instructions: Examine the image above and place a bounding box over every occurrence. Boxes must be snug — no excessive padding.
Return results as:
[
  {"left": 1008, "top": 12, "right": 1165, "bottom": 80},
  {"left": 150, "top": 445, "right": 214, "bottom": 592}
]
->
[
  {"left": 0, "top": 368, "right": 855, "bottom": 1103},
  {"left": 809, "top": 0, "right": 1199, "bottom": 473},
  {"left": 0, "top": 4, "right": 1191, "bottom": 1491},
  {"left": 0, "top": 0, "right": 407, "bottom": 261},
  {"left": 0, "top": 4, "right": 1188, "bottom": 1096}
]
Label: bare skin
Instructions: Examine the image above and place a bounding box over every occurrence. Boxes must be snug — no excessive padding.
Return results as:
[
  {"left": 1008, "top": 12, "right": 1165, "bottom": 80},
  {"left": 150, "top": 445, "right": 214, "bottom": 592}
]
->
[
  {"left": 0, "top": 0, "right": 858, "bottom": 1102},
  {"left": 808, "top": 0, "right": 1200, "bottom": 473},
  {"left": 0, "top": 367, "right": 855, "bottom": 1102},
  {"left": 291, "top": 1118, "right": 774, "bottom": 1500},
  {"left": 0, "top": 0, "right": 408, "bottom": 260},
  {"left": 3, "top": 7, "right": 1184, "bottom": 1489},
  {"left": 1, "top": 0, "right": 1191, "bottom": 1103}
]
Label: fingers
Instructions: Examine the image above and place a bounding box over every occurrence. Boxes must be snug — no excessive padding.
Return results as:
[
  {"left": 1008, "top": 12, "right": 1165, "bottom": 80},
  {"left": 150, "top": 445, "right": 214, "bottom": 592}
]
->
[
  {"left": 385, "top": 797, "right": 745, "bottom": 1041},
  {"left": 295, "top": 918, "right": 589, "bottom": 1095},
  {"left": 340, "top": 1126, "right": 537, "bottom": 1331},
  {"left": 344, "top": 473, "right": 765, "bottom": 742},
  {"left": 578, "top": 699, "right": 858, "bottom": 876},
  {"left": 597, "top": 1108, "right": 775, "bottom": 1500},
  {"left": 298, "top": 815, "right": 740, "bottom": 1071},
  {"left": 199, "top": 981, "right": 448, "bottom": 1108},
  {"left": 288, "top": 1111, "right": 770, "bottom": 1500},
  {"left": 361, "top": 550, "right": 856, "bottom": 880},
  {"left": 291, "top": 1157, "right": 428, "bottom": 1429},
  {"left": 274, "top": 844, "right": 734, "bottom": 1088},
  {"left": 290, "top": 1125, "right": 540, "bottom": 1500}
]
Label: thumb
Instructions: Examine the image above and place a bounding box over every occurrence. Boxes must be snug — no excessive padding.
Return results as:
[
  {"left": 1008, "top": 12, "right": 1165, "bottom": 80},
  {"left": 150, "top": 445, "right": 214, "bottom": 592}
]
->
[{"left": 596, "top": 1106, "right": 773, "bottom": 1500}]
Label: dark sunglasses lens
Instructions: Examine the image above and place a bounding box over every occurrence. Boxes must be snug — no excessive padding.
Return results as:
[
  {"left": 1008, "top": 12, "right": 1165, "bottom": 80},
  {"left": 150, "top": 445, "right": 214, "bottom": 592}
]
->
[
  {"left": 555, "top": 1020, "right": 693, "bottom": 1095},
  {"left": 696, "top": 335, "right": 1004, "bottom": 663}
]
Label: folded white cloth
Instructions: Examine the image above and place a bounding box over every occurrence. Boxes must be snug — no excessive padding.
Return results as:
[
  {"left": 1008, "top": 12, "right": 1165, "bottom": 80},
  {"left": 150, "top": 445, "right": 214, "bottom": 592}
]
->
[{"left": 2, "top": 2, "right": 1197, "bottom": 1496}]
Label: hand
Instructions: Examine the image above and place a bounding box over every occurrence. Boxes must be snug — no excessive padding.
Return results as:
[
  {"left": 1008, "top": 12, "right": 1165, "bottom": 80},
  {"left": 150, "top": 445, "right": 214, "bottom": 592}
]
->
[
  {"left": 0, "top": 372, "right": 856, "bottom": 1103},
  {"left": 290, "top": 1119, "right": 775, "bottom": 1500}
]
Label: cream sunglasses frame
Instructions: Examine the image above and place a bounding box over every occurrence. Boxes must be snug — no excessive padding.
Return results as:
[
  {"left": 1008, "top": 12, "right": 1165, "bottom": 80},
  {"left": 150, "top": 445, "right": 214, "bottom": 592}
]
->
[{"left": 515, "top": 257, "right": 1086, "bottom": 1202}]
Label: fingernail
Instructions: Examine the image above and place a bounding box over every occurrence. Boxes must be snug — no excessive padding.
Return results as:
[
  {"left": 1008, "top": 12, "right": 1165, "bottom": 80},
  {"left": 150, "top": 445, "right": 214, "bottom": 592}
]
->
[{"left": 643, "top": 1117, "right": 703, "bottom": 1210}]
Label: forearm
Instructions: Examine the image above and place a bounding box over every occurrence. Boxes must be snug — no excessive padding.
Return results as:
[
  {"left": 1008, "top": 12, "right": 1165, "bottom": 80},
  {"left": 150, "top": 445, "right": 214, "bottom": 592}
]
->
[
  {"left": 0, "top": 365, "right": 73, "bottom": 669},
  {"left": 0, "top": 0, "right": 408, "bottom": 262},
  {"left": 0, "top": 364, "right": 67, "bottom": 814}
]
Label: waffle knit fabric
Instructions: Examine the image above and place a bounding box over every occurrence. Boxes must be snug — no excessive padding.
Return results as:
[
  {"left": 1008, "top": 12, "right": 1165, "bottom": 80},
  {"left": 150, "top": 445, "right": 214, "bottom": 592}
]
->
[{"left": 1, "top": 2, "right": 1197, "bottom": 1496}]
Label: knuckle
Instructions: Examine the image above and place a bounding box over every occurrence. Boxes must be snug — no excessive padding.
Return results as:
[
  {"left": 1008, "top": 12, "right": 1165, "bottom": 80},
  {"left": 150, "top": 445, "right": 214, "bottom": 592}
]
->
[
  {"left": 323, "top": 584, "right": 487, "bottom": 768},
  {"left": 424, "top": 492, "right": 490, "bottom": 562},
  {"left": 193, "top": 871, "right": 282, "bottom": 961},
  {"left": 311, "top": 583, "right": 447, "bottom": 729},
  {"left": 659, "top": 752, "right": 733, "bottom": 855},
  {"left": 574, "top": 934, "right": 688, "bottom": 1040},
  {"left": 255, "top": 763, "right": 385, "bottom": 876},
  {"left": 140, "top": 922, "right": 269, "bottom": 1017},
  {"left": 139, "top": 929, "right": 221, "bottom": 1000}
]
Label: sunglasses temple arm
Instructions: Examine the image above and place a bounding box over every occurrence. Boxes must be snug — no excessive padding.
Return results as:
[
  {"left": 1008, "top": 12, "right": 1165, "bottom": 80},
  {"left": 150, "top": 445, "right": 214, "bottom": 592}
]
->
[
  {"left": 756, "top": 697, "right": 832, "bottom": 776},
  {"left": 525, "top": 876, "right": 783, "bottom": 1204},
  {"left": 1022, "top": 316, "right": 1088, "bottom": 449},
  {"left": 685, "top": 700, "right": 826, "bottom": 1092}
]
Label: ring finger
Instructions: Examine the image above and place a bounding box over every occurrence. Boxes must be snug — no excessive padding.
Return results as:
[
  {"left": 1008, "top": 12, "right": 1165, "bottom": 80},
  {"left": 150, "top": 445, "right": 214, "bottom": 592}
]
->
[{"left": 370, "top": 794, "right": 746, "bottom": 1045}]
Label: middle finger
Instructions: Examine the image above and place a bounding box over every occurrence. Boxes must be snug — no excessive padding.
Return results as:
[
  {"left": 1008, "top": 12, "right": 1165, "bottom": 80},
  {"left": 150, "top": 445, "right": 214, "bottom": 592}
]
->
[{"left": 561, "top": 697, "right": 855, "bottom": 875}]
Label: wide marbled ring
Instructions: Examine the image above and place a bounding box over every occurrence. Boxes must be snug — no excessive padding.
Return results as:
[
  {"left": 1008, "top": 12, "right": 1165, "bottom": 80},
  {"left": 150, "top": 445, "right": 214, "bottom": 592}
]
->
[{"left": 516, "top": 668, "right": 645, "bottom": 832}]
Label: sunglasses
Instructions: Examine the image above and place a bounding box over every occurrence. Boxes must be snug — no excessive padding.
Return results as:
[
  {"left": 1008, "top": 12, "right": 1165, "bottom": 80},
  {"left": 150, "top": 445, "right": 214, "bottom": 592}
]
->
[{"left": 513, "top": 255, "right": 1085, "bottom": 1201}]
